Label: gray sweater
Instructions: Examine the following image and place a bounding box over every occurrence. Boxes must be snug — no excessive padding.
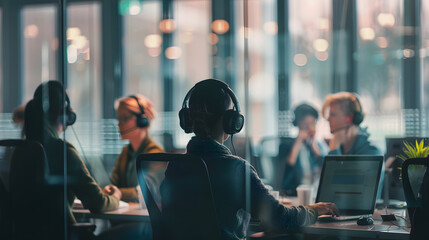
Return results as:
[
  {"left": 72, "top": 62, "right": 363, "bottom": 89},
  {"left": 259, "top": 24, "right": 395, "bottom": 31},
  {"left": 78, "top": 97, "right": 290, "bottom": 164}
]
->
[{"left": 162, "top": 137, "right": 317, "bottom": 239}]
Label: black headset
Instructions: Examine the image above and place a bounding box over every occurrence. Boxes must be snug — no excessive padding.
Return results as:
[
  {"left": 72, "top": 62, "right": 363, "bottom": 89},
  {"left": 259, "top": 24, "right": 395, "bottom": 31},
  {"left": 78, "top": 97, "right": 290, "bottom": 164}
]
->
[
  {"left": 64, "top": 94, "right": 76, "bottom": 126},
  {"left": 129, "top": 95, "right": 150, "bottom": 128},
  {"left": 179, "top": 79, "right": 244, "bottom": 135},
  {"left": 350, "top": 93, "right": 364, "bottom": 125},
  {"left": 34, "top": 81, "right": 76, "bottom": 126}
]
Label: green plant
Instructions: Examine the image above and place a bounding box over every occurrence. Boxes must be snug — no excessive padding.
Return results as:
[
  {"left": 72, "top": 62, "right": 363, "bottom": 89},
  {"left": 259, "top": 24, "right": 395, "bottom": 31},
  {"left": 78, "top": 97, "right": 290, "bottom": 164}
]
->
[
  {"left": 397, "top": 140, "right": 429, "bottom": 161},
  {"left": 397, "top": 140, "right": 428, "bottom": 195}
]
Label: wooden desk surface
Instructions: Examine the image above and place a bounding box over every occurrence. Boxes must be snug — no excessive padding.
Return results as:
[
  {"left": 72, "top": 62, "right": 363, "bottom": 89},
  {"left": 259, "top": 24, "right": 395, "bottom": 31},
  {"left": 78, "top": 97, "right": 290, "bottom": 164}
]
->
[
  {"left": 73, "top": 198, "right": 410, "bottom": 239},
  {"left": 302, "top": 208, "right": 410, "bottom": 239},
  {"left": 73, "top": 203, "right": 150, "bottom": 222}
]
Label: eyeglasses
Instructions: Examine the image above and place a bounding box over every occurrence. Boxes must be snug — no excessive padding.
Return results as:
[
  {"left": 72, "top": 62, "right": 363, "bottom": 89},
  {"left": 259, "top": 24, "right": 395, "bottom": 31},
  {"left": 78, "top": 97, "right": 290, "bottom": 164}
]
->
[{"left": 117, "top": 114, "right": 134, "bottom": 123}]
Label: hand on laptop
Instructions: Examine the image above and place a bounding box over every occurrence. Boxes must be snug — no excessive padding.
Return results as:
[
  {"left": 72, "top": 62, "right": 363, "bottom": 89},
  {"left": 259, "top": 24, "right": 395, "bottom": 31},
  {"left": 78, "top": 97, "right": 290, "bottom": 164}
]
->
[
  {"left": 103, "top": 184, "right": 122, "bottom": 200},
  {"left": 310, "top": 202, "right": 339, "bottom": 216}
]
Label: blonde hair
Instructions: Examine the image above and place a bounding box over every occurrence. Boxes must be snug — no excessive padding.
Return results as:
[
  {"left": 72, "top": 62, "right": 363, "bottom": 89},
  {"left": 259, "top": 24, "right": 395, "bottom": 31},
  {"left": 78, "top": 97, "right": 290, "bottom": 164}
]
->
[
  {"left": 321, "top": 92, "right": 362, "bottom": 119},
  {"left": 115, "top": 94, "right": 156, "bottom": 122}
]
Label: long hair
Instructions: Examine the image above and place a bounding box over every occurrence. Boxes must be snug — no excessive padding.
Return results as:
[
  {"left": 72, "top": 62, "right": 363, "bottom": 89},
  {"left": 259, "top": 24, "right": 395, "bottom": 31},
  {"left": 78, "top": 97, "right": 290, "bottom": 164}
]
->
[
  {"left": 189, "top": 81, "right": 231, "bottom": 138},
  {"left": 24, "top": 81, "right": 68, "bottom": 142}
]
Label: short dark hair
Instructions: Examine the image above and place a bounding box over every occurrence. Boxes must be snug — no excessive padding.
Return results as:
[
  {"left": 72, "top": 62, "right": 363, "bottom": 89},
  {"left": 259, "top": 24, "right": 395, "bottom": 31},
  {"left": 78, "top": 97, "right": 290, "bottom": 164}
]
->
[
  {"left": 189, "top": 81, "right": 231, "bottom": 138},
  {"left": 292, "top": 103, "right": 319, "bottom": 126},
  {"left": 24, "top": 80, "right": 68, "bottom": 140}
]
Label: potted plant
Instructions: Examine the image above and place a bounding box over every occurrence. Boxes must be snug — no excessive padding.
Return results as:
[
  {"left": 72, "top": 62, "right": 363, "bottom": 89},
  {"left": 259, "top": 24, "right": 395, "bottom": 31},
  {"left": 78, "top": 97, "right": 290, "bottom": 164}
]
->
[{"left": 398, "top": 140, "right": 429, "bottom": 240}]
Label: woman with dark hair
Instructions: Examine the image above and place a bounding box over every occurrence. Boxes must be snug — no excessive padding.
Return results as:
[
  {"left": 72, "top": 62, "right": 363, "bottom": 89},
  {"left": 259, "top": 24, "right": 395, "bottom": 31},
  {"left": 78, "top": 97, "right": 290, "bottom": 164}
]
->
[
  {"left": 20, "top": 80, "right": 121, "bottom": 239},
  {"left": 279, "top": 103, "right": 327, "bottom": 196},
  {"left": 161, "top": 79, "right": 338, "bottom": 239}
]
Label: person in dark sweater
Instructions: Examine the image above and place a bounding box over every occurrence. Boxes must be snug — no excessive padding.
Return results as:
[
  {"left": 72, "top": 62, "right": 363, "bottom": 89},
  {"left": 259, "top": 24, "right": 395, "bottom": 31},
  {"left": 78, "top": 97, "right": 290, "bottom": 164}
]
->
[
  {"left": 17, "top": 81, "right": 120, "bottom": 239},
  {"left": 161, "top": 79, "right": 338, "bottom": 239},
  {"left": 279, "top": 103, "right": 327, "bottom": 196}
]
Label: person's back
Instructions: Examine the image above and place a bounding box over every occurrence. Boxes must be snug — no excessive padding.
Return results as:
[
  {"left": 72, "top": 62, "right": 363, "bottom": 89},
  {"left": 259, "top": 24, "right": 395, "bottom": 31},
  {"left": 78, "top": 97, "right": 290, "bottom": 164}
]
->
[{"left": 161, "top": 79, "right": 339, "bottom": 239}]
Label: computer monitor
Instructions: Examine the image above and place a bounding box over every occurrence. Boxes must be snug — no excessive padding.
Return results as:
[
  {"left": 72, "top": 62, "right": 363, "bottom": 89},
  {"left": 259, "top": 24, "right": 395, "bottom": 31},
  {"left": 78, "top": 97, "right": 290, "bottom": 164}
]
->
[{"left": 316, "top": 155, "right": 383, "bottom": 215}]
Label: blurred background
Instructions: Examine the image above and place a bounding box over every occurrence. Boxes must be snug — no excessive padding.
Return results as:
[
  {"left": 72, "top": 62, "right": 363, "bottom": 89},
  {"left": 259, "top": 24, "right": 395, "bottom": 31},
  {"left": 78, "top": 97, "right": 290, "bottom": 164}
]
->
[{"left": 0, "top": 0, "right": 427, "bottom": 189}]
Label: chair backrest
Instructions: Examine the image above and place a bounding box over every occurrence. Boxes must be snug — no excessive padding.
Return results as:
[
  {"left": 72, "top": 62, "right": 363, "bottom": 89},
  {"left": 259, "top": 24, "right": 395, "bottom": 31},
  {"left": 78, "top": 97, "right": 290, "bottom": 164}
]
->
[
  {"left": 136, "top": 153, "right": 221, "bottom": 240},
  {"left": 401, "top": 158, "right": 429, "bottom": 239},
  {"left": 257, "top": 136, "right": 293, "bottom": 190},
  {"left": 0, "top": 139, "right": 48, "bottom": 239}
]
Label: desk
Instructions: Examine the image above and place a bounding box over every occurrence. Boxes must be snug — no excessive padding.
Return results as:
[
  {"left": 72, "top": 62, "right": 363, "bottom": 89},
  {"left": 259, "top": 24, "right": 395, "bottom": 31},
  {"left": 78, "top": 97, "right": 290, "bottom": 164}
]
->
[
  {"left": 302, "top": 208, "right": 410, "bottom": 240},
  {"left": 73, "top": 203, "right": 150, "bottom": 222}
]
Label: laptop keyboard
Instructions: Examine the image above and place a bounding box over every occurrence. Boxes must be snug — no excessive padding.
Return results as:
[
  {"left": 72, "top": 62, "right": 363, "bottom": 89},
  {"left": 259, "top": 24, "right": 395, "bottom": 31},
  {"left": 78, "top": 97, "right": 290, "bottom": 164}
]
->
[{"left": 318, "top": 215, "right": 361, "bottom": 222}]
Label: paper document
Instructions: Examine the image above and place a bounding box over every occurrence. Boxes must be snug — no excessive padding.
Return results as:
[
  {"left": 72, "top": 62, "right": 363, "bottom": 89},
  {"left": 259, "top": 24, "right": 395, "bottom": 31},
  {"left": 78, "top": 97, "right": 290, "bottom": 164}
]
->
[{"left": 73, "top": 199, "right": 129, "bottom": 209}]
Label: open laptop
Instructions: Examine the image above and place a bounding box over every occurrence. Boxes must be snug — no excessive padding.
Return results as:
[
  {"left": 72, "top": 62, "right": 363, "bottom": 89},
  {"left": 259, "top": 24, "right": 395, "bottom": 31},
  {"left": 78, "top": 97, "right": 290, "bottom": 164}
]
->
[{"left": 316, "top": 155, "right": 383, "bottom": 221}]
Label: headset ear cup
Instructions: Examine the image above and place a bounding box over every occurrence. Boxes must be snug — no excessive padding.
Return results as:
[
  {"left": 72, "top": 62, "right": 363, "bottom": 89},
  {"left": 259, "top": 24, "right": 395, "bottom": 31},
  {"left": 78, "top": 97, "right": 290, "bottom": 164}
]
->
[
  {"left": 179, "top": 108, "right": 193, "bottom": 133},
  {"left": 353, "top": 111, "right": 364, "bottom": 125},
  {"left": 67, "top": 110, "right": 76, "bottom": 126},
  {"left": 223, "top": 110, "right": 244, "bottom": 135},
  {"left": 136, "top": 115, "right": 149, "bottom": 128}
]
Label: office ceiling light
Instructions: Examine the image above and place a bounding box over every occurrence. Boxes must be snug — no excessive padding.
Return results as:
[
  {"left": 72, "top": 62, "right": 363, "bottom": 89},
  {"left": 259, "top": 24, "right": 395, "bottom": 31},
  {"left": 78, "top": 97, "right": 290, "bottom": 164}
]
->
[
  {"left": 403, "top": 49, "right": 415, "bottom": 58},
  {"left": 209, "top": 33, "right": 219, "bottom": 45},
  {"left": 377, "top": 13, "right": 395, "bottom": 27},
  {"left": 212, "top": 20, "right": 229, "bottom": 34},
  {"left": 313, "top": 39, "right": 329, "bottom": 52},
  {"left": 67, "top": 27, "right": 81, "bottom": 40},
  {"left": 72, "top": 35, "right": 87, "bottom": 49},
  {"left": 376, "top": 37, "right": 388, "bottom": 48},
  {"left": 263, "top": 21, "right": 278, "bottom": 35},
  {"left": 315, "top": 51, "right": 329, "bottom": 61},
  {"left": 144, "top": 34, "right": 162, "bottom": 48},
  {"left": 360, "top": 27, "right": 375, "bottom": 41},
  {"left": 67, "top": 45, "right": 78, "bottom": 64},
  {"left": 294, "top": 54, "right": 307, "bottom": 66},
  {"left": 24, "top": 24, "right": 39, "bottom": 39},
  {"left": 160, "top": 19, "right": 176, "bottom": 34},
  {"left": 129, "top": 2, "right": 141, "bottom": 15},
  {"left": 238, "top": 27, "right": 253, "bottom": 39},
  {"left": 165, "top": 46, "right": 182, "bottom": 59}
]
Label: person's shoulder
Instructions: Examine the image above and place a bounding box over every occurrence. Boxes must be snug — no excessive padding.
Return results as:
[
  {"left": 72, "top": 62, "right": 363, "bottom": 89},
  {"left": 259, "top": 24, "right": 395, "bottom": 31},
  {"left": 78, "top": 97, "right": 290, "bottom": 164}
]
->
[{"left": 145, "top": 137, "right": 165, "bottom": 153}]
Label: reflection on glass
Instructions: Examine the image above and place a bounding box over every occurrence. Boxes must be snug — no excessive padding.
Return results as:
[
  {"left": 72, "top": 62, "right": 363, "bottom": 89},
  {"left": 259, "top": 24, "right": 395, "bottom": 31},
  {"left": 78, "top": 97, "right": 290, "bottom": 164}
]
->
[
  {"left": 357, "top": 0, "right": 403, "bottom": 113},
  {"left": 290, "top": 0, "right": 332, "bottom": 110},
  {"left": 67, "top": 3, "right": 102, "bottom": 121},
  {"left": 0, "top": 8, "right": 2, "bottom": 112},
  {"left": 235, "top": 0, "right": 278, "bottom": 143},
  {"left": 124, "top": 1, "right": 162, "bottom": 111},
  {"left": 22, "top": 5, "right": 57, "bottom": 102}
]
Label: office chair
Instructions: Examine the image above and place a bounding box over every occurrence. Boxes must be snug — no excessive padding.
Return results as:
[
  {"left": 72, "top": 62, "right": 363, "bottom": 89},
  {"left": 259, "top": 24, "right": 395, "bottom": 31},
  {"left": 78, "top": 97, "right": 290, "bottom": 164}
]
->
[
  {"left": 257, "top": 136, "right": 293, "bottom": 191},
  {"left": 0, "top": 139, "right": 95, "bottom": 240},
  {"left": 401, "top": 158, "right": 429, "bottom": 240},
  {"left": 136, "top": 153, "right": 221, "bottom": 240}
]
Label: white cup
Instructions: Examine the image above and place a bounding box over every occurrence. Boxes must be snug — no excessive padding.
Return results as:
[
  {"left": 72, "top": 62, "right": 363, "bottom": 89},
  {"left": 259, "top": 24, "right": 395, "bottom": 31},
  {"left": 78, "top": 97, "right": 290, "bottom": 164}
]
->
[
  {"left": 269, "top": 190, "right": 280, "bottom": 201},
  {"left": 136, "top": 185, "right": 147, "bottom": 209},
  {"left": 296, "top": 185, "right": 314, "bottom": 206}
]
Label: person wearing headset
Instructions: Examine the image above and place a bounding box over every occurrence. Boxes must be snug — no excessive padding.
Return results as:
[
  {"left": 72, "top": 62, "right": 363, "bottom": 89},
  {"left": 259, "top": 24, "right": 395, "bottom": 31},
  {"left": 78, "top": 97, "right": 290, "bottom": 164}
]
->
[
  {"left": 21, "top": 80, "right": 121, "bottom": 239},
  {"left": 279, "top": 103, "right": 327, "bottom": 196},
  {"left": 321, "top": 92, "right": 381, "bottom": 155},
  {"left": 103, "top": 94, "right": 165, "bottom": 202},
  {"left": 161, "top": 79, "right": 339, "bottom": 239},
  {"left": 322, "top": 92, "right": 383, "bottom": 198}
]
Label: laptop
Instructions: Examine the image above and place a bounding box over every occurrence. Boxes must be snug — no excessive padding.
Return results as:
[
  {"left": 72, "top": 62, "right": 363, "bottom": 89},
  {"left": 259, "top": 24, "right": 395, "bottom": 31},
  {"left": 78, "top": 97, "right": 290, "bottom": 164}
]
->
[{"left": 315, "top": 155, "right": 383, "bottom": 221}]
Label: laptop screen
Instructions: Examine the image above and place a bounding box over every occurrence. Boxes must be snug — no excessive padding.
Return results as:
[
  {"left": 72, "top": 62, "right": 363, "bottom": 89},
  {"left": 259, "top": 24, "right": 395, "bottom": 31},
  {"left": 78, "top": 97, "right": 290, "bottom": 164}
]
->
[{"left": 316, "top": 155, "right": 383, "bottom": 215}]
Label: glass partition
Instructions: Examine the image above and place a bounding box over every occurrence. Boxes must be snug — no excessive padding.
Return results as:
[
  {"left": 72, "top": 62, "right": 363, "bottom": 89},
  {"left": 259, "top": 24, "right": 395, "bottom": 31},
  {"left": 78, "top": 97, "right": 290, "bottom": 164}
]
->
[{"left": 22, "top": 5, "right": 57, "bottom": 102}]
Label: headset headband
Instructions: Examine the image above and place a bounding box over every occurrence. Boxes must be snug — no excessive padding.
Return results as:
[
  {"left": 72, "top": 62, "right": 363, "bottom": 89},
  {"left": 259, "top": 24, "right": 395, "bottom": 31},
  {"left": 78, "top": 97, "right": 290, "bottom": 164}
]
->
[
  {"left": 182, "top": 80, "right": 241, "bottom": 112},
  {"left": 129, "top": 95, "right": 146, "bottom": 115}
]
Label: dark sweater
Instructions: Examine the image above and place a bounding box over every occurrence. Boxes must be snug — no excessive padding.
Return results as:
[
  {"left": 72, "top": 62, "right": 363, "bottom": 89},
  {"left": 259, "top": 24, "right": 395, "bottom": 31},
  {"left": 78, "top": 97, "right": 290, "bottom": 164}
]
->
[{"left": 161, "top": 137, "right": 317, "bottom": 239}]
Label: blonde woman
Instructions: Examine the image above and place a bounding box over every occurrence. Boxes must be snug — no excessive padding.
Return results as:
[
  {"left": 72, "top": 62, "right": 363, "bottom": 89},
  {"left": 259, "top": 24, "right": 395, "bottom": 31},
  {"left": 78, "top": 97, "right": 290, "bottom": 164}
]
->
[{"left": 103, "top": 94, "right": 165, "bottom": 202}]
